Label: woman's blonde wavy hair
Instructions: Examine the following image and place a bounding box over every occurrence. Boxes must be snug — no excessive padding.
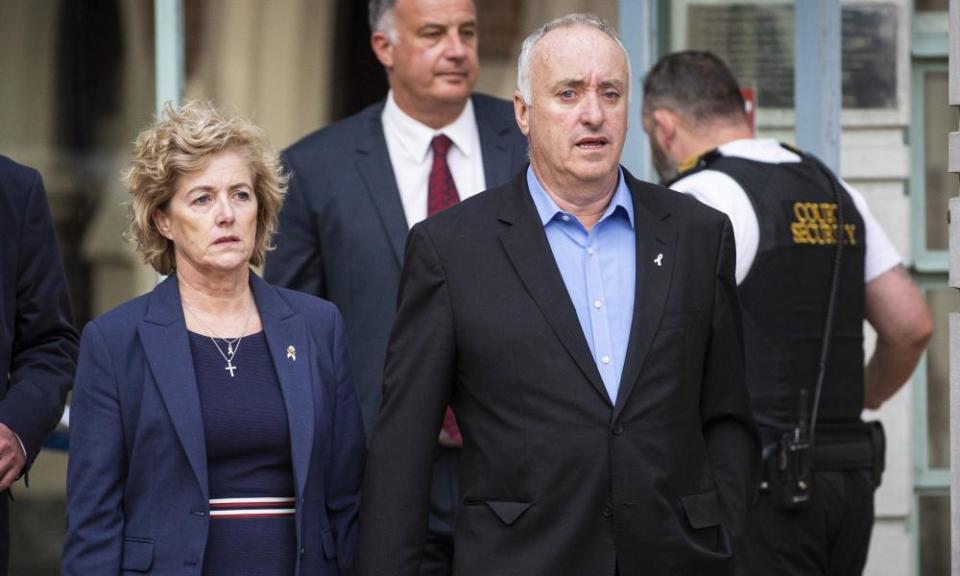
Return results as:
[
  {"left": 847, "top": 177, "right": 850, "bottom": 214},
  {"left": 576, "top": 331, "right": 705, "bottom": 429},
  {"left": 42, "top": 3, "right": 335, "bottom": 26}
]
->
[{"left": 124, "top": 100, "right": 287, "bottom": 275}]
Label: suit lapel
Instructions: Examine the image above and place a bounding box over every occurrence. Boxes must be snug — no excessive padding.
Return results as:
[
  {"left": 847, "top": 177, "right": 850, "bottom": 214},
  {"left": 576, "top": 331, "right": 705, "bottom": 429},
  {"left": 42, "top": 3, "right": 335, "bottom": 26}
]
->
[
  {"left": 139, "top": 276, "right": 209, "bottom": 500},
  {"left": 252, "top": 276, "right": 315, "bottom": 502},
  {"left": 613, "top": 175, "right": 677, "bottom": 418},
  {"left": 357, "top": 96, "right": 518, "bottom": 267},
  {"left": 497, "top": 175, "right": 610, "bottom": 406},
  {"left": 475, "top": 95, "right": 517, "bottom": 188},
  {"left": 355, "top": 103, "right": 408, "bottom": 266},
  {"left": 139, "top": 275, "right": 317, "bottom": 503}
]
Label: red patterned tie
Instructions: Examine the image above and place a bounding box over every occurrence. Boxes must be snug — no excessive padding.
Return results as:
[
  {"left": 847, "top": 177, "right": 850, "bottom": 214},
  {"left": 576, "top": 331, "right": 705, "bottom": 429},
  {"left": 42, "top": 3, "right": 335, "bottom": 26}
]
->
[
  {"left": 428, "top": 134, "right": 460, "bottom": 216},
  {"left": 427, "top": 134, "right": 463, "bottom": 446}
]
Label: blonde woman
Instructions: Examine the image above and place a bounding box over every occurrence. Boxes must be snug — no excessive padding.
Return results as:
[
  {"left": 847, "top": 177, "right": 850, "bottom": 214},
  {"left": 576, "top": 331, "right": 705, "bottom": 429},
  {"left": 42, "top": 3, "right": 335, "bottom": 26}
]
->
[{"left": 62, "top": 101, "right": 363, "bottom": 576}]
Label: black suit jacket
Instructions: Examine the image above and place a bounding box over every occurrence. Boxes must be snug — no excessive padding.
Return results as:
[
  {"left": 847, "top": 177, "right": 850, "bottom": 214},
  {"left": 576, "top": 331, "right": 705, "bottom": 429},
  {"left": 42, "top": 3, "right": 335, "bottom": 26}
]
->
[
  {"left": 357, "top": 170, "right": 761, "bottom": 575},
  {"left": 264, "top": 94, "right": 527, "bottom": 442},
  {"left": 0, "top": 155, "right": 77, "bottom": 568}
]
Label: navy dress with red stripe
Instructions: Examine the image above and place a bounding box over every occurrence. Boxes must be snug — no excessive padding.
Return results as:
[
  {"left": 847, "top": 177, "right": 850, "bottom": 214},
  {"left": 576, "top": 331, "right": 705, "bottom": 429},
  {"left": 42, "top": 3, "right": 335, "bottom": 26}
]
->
[{"left": 189, "top": 330, "right": 297, "bottom": 576}]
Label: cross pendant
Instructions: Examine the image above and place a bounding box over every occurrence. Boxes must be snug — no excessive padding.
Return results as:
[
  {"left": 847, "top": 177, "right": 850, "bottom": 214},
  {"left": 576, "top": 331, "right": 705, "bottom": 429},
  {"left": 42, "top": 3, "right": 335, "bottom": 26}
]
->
[{"left": 225, "top": 361, "right": 237, "bottom": 378}]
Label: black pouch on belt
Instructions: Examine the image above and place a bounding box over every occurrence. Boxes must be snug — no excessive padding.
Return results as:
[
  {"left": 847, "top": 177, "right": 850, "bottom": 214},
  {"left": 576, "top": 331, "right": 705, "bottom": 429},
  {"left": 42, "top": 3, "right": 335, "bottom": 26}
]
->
[
  {"left": 811, "top": 421, "right": 886, "bottom": 488},
  {"left": 867, "top": 420, "right": 886, "bottom": 488}
]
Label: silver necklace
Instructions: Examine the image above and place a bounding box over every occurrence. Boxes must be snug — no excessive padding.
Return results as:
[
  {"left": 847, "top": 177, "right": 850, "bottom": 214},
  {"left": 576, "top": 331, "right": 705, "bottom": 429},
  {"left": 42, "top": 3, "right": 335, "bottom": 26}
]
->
[{"left": 182, "top": 300, "right": 254, "bottom": 378}]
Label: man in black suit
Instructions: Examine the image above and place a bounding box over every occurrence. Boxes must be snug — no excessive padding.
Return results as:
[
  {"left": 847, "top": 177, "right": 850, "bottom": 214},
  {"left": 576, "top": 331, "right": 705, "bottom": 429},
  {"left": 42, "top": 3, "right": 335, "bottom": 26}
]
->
[
  {"left": 263, "top": 0, "right": 526, "bottom": 572},
  {"left": 357, "top": 14, "right": 760, "bottom": 576},
  {"left": 0, "top": 155, "right": 78, "bottom": 575}
]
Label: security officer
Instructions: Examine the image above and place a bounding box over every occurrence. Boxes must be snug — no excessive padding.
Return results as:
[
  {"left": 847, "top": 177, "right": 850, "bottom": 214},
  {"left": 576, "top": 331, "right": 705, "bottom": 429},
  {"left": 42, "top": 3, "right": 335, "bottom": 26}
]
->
[{"left": 641, "top": 50, "right": 933, "bottom": 576}]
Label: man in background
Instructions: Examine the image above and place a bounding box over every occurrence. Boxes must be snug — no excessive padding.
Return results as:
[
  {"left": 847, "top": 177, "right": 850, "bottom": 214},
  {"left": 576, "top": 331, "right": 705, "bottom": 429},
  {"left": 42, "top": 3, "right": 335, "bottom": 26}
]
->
[
  {"left": 0, "top": 155, "right": 78, "bottom": 575},
  {"left": 642, "top": 50, "right": 933, "bottom": 575},
  {"left": 264, "top": 0, "right": 527, "bottom": 572}
]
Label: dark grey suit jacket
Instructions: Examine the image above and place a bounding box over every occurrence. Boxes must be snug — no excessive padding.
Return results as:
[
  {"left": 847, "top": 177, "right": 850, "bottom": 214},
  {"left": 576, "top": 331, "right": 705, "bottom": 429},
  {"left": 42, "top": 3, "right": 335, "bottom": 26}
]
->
[
  {"left": 264, "top": 94, "right": 528, "bottom": 442},
  {"left": 357, "top": 170, "right": 761, "bottom": 575}
]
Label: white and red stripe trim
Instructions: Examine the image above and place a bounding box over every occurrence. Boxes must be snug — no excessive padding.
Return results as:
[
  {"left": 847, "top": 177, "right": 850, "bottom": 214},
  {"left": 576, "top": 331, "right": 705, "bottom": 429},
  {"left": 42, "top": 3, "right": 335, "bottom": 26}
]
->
[{"left": 209, "top": 496, "right": 296, "bottom": 518}]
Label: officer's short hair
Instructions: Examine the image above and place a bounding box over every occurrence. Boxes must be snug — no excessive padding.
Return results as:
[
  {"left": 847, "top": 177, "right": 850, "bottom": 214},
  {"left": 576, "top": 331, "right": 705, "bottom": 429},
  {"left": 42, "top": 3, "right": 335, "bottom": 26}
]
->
[{"left": 642, "top": 51, "right": 746, "bottom": 124}]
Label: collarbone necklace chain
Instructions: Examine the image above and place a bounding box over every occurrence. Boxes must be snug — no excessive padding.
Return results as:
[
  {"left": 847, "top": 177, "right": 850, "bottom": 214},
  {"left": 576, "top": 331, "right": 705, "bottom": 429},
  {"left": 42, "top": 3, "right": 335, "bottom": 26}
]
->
[{"left": 182, "top": 299, "right": 254, "bottom": 378}]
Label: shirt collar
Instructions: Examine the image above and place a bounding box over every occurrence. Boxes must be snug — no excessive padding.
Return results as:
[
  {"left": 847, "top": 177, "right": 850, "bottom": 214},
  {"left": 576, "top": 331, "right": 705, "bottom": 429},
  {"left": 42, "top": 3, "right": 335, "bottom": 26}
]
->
[
  {"left": 526, "top": 165, "right": 634, "bottom": 228},
  {"left": 719, "top": 138, "right": 801, "bottom": 163},
  {"left": 382, "top": 91, "right": 476, "bottom": 164}
]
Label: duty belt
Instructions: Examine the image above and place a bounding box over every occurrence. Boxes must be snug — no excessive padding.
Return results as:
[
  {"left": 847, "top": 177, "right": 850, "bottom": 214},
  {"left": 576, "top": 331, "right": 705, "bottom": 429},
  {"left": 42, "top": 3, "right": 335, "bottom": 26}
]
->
[
  {"left": 761, "top": 420, "right": 885, "bottom": 492},
  {"left": 813, "top": 441, "right": 874, "bottom": 471}
]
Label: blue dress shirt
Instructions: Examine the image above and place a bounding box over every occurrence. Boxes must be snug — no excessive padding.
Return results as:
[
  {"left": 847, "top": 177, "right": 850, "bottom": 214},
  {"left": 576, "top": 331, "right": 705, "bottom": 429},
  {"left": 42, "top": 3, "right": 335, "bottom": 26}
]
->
[{"left": 527, "top": 166, "right": 636, "bottom": 404}]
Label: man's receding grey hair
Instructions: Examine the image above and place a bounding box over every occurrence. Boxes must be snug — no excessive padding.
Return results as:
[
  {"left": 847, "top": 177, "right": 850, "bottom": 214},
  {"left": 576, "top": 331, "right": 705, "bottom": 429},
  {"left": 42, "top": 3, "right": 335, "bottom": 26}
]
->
[
  {"left": 368, "top": 0, "right": 398, "bottom": 41},
  {"left": 516, "top": 13, "right": 632, "bottom": 105}
]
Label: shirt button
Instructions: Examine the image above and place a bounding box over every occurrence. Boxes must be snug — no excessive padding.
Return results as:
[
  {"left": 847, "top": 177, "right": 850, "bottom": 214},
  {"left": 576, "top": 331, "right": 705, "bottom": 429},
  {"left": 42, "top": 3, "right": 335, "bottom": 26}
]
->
[
  {"left": 587, "top": 247, "right": 596, "bottom": 255},
  {"left": 601, "top": 355, "right": 611, "bottom": 364},
  {"left": 561, "top": 214, "right": 571, "bottom": 222},
  {"left": 300, "top": 547, "right": 305, "bottom": 557},
  {"left": 593, "top": 300, "right": 603, "bottom": 309},
  {"left": 602, "top": 503, "right": 613, "bottom": 518}
]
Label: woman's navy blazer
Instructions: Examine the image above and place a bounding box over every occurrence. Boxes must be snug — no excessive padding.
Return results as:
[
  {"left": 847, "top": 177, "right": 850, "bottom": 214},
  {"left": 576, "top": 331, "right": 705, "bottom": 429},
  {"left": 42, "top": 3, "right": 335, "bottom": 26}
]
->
[{"left": 62, "top": 273, "right": 364, "bottom": 575}]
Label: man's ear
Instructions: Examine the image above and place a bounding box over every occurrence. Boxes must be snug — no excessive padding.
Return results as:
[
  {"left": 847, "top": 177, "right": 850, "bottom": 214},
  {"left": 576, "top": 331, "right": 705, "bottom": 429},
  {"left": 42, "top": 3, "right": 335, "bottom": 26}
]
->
[
  {"left": 371, "top": 31, "right": 394, "bottom": 69},
  {"left": 513, "top": 91, "right": 530, "bottom": 136},
  {"left": 649, "top": 108, "right": 679, "bottom": 149}
]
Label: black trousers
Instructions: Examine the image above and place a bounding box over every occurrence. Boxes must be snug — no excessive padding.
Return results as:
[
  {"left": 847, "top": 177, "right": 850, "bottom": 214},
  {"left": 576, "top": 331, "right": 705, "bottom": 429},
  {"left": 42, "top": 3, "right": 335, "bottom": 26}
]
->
[
  {"left": 420, "top": 447, "right": 460, "bottom": 576},
  {"left": 737, "top": 470, "right": 875, "bottom": 576}
]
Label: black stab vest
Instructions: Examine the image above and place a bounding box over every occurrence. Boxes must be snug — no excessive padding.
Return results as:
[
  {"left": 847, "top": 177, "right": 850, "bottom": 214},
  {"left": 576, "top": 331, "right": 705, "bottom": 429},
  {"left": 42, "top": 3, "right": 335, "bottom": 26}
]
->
[{"left": 674, "top": 147, "right": 867, "bottom": 442}]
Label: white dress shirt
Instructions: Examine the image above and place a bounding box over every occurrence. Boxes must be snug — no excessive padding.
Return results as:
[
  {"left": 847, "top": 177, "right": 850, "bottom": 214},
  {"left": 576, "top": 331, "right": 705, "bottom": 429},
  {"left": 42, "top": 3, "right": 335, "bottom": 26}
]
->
[
  {"left": 381, "top": 91, "right": 487, "bottom": 228},
  {"left": 669, "top": 138, "right": 901, "bottom": 285}
]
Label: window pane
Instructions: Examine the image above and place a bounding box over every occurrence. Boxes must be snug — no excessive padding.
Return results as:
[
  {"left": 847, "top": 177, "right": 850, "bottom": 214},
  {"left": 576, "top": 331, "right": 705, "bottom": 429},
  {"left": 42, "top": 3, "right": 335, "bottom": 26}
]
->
[
  {"left": 924, "top": 70, "right": 958, "bottom": 251},
  {"left": 683, "top": 4, "right": 898, "bottom": 110},
  {"left": 916, "top": 0, "right": 948, "bottom": 12},
  {"left": 925, "top": 288, "right": 957, "bottom": 469},
  {"left": 918, "top": 493, "right": 950, "bottom": 575}
]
